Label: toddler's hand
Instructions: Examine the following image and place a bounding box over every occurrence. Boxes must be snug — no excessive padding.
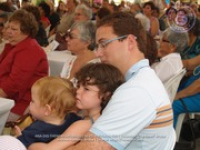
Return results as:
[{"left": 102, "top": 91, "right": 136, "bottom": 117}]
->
[{"left": 13, "top": 125, "right": 22, "bottom": 137}]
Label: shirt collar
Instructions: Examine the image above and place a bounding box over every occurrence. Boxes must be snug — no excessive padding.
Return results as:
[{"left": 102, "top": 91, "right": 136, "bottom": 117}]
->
[{"left": 125, "top": 59, "right": 149, "bottom": 81}]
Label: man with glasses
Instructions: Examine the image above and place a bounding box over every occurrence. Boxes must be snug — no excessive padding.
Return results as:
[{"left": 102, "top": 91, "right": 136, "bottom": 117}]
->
[{"left": 60, "top": 11, "right": 176, "bottom": 150}]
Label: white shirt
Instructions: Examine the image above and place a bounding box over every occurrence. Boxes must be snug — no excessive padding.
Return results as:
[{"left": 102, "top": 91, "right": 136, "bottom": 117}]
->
[
  {"left": 151, "top": 53, "right": 183, "bottom": 83},
  {"left": 60, "top": 56, "right": 100, "bottom": 85},
  {"left": 91, "top": 59, "right": 175, "bottom": 150}
]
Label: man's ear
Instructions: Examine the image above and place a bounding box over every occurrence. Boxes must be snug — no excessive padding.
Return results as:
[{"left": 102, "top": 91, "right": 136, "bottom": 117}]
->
[
  {"left": 44, "top": 104, "right": 52, "bottom": 116},
  {"left": 128, "top": 34, "right": 137, "bottom": 51}
]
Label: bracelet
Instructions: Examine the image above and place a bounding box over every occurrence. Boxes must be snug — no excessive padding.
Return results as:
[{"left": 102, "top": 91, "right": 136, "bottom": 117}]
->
[{"left": 193, "top": 65, "right": 200, "bottom": 76}]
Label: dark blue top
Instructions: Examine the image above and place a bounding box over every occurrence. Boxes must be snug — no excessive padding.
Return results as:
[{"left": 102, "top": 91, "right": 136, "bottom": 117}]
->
[{"left": 17, "top": 113, "right": 81, "bottom": 148}]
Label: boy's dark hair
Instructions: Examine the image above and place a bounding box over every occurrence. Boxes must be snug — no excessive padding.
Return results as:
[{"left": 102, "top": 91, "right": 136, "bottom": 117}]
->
[{"left": 75, "top": 63, "right": 124, "bottom": 112}]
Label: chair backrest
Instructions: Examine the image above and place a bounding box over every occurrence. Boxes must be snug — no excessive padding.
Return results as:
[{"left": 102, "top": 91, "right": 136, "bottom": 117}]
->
[
  {"left": 0, "top": 98, "right": 15, "bottom": 134},
  {"left": 48, "top": 34, "right": 56, "bottom": 43},
  {"left": 45, "top": 25, "right": 51, "bottom": 37},
  {"left": 48, "top": 60, "right": 65, "bottom": 76},
  {"left": 164, "top": 69, "right": 186, "bottom": 102}
]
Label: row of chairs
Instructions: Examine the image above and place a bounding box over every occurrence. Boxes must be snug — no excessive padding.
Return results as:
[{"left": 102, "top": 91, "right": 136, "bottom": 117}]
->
[{"left": 163, "top": 68, "right": 198, "bottom": 142}]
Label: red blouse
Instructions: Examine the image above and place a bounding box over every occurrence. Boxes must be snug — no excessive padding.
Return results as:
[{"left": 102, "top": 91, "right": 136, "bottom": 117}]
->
[{"left": 0, "top": 37, "right": 48, "bottom": 115}]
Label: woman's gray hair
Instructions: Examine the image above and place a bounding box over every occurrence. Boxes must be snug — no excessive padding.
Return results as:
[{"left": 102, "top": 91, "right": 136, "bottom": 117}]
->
[
  {"left": 162, "top": 28, "right": 189, "bottom": 53},
  {"left": 70, "top": 21, "right": 96, "bottom": 50},
  {"left": 75, "top": 4, "right": 92, "bottom": 20}
]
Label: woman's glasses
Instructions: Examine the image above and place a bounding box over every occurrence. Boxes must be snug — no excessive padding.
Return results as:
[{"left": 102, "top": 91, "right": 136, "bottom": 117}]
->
[
  {"left": 161, "top": 39, "right": 170, "bottom": 43},
  {"left": 65, "top": 30, "right": 79, "bottom": 40}
]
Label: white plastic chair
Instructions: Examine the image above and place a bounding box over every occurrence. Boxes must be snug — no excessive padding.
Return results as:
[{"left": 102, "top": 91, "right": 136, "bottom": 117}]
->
[
  {"left": 163, "top": 69, "right": 187, "bottom": 141},
  {"left": 175, "top": 113, "right": 186, "bottom": 141},
  {"left": 163, "top": 69, "right": 186, "bottom": 102},
  {"left": 48, "top": 60, "right": 65, "bottom": 76},
  {"left": 45, "top": 25, "right": 51, "bottom": 37},
  {"left": 48, "top": 34, "right": 56, "bottom": 43},
  {"left": 176, "top": 113, "right": 200, "bottom": 142},
  {"left": 0, "top": 98, "right": 15, "bottom": 134}
]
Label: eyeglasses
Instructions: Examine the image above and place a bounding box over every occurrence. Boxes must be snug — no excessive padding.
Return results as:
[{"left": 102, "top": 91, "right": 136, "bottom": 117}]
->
[
  {"left": 65, "top": 30, "right": 79, "bottom": 40},
  {"left": 96, "top": 35, "right": 130, "bottom": 49},
  {"left": 161, "top": 39, "right": 170, "bottom": 43}
]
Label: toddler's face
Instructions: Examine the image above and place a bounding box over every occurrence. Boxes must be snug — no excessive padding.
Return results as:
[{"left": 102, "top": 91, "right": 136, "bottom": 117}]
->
[{"left": 29, "top": 86, "right": 46, "bottom": 120}]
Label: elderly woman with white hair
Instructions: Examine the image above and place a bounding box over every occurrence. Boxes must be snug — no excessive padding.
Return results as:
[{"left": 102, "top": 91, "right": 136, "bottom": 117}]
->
[
  {"left": 60, "top": 21, "right": 100, "bottom": 85},
  {"left": 151, "top": 28, "right": 189, "bottom": 83},
  {"left": 74, "top": 4, "right": 93, "bottom": 22}
]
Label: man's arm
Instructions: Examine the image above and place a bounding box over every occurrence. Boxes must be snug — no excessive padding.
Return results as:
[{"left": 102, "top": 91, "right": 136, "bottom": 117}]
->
[{"left": 66, "top": 132, "right": 115, "bottom": 150}]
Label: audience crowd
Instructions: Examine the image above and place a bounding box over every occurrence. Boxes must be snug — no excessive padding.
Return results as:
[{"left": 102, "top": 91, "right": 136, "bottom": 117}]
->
[{"left": 0, "top": 0, "right": 200, "bottom": 149}]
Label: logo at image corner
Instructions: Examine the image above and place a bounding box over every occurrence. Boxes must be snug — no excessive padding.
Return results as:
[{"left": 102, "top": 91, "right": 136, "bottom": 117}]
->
[{"left": 166, "top": 6, "right": 196, "bottom": 33}]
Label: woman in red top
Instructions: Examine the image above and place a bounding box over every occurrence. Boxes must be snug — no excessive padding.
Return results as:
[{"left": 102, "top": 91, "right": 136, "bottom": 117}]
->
[{"left": 0, "top": 9, "right": 48, "bottom": 121}]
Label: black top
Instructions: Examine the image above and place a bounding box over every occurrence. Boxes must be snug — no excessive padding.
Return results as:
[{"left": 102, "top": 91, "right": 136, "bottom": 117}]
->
[
  {"left": 17, "top": 113, "right": 81, "bottom": 148},
  {"left": 35, "top": 22, "right": 49, "bottom": 47},
  {"left": 48, "top": 12, "right": 60, "bottom": 31}
]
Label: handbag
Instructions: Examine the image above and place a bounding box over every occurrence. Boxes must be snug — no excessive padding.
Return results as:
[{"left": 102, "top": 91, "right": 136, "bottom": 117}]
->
[
  {"left": 181, "top": 118, "right": 200, "bottom": 141},
  {"left": 173, "top": 99, "right": 196, "bottom": 150},
  {"left": 3, "top": 113, "right": 34, "bottom": 136},
  {"left": 174, "top": 141, "right": 194, "bottom": 150}
]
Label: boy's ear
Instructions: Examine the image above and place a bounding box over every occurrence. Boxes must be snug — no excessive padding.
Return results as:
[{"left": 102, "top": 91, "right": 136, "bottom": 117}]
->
[
  {"left": 101, "top": 91, "right": 112, "bottom": 101},
  {"left": 44, "top": 104, "right": 52, "bottom": 116}
]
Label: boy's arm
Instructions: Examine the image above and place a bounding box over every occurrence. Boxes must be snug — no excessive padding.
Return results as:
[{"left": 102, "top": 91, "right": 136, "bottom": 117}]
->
[
  {"left": 65, "top": 132, "right": 115, "bottom": 150},
  {"left": 28, "top": 120, "right": 91, "bottom": 150}
]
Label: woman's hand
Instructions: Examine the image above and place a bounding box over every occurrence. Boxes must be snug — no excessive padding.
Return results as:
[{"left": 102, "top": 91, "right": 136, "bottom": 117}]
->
[{"left": 174, "top": 78, "right": 200, "bottom": 100}]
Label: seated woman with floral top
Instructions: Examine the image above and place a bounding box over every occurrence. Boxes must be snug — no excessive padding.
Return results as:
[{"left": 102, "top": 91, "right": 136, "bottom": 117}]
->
[{"left": 60, "top": 21, "right": 100, "bottom": 85}]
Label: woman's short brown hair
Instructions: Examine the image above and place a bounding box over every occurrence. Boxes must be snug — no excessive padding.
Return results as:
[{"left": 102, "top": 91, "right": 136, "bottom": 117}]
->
[{"left": 9, "top": 9, "right": 38, "bottom": 38}]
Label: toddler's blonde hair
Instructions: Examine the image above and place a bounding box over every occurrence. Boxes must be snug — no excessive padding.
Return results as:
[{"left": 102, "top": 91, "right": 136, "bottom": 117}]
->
[{"left": 32, "top": 77, "right": 76, "bottom": 118}]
